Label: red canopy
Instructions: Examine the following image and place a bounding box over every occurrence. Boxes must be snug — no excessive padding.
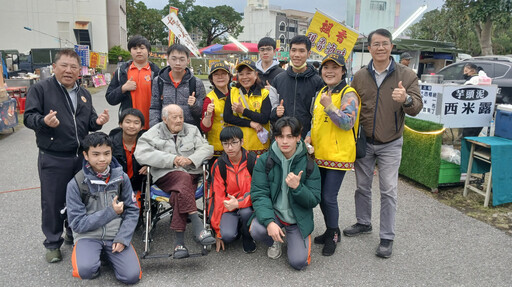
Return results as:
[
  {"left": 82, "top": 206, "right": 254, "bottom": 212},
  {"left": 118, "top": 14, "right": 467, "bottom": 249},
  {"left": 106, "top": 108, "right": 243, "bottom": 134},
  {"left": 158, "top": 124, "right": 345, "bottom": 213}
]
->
[{"left": 222, "top": 42, "right": 258, "bottom": 53}]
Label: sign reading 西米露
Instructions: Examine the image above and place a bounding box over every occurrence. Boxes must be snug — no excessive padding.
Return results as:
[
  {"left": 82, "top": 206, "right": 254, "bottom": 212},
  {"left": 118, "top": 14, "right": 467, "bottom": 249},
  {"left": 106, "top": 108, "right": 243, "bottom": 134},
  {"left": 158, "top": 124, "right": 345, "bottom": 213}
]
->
[
  {"left": 306, "top": 11, "right": 359, "bottom": 60},
  {"left": 162, "top": 13, "right": 200, "bottom": 57},
  {"left": 415, "top": 84, "right": 498, "bottom": 128}
]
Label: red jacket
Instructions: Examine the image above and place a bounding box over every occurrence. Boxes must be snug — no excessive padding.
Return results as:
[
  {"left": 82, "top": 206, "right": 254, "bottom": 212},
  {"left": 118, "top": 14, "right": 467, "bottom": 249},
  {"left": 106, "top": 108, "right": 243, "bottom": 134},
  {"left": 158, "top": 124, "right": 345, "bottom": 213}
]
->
[{"left": 209, "top": 150, "right": 254, "bottom": 237}]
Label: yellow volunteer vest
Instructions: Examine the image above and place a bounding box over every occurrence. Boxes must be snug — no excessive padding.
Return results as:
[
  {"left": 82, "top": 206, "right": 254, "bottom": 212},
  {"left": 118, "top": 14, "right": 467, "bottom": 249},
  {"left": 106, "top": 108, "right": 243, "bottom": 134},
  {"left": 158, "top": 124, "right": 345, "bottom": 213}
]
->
[
  {"left": 206, "top": 90, "right": 227, "bottom": 155},
  {"left": 311, "top": 85, "right": 361, "bottom": 170},
  {"left": 229, "top": 86, "right": 270, "bottom": 154}
]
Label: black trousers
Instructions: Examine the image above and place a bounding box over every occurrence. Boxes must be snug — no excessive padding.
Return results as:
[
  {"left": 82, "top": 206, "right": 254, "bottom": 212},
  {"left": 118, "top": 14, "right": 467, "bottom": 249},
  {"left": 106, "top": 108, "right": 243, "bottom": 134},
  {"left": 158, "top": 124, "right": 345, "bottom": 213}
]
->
[{"left": 38, "top": 150, "right": 82, "bottom": 249}]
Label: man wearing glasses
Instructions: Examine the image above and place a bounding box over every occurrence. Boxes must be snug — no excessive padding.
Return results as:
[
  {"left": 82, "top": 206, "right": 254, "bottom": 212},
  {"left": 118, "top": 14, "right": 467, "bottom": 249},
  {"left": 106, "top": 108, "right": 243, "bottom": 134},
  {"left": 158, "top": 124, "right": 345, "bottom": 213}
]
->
[
  {"left": 342, "top": 29, "right": 422, "bottom": 258},
  {"left": 24, "top": 49, "right": 110, "bottom": 263},
  {"left": 256, "top": 37, "right": 284, "bottom": 85}
]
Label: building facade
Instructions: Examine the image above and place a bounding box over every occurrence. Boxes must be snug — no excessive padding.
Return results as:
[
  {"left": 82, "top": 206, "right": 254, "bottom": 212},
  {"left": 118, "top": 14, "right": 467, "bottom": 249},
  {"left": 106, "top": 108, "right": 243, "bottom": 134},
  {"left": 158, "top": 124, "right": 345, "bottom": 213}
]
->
[
  {"left": 0, "top": 0, "right": 127, "bottom": 53},
  {"left": 346, "top": 0, "right": 400, "bottom": 36},
  {"left": 238, "top": 0, "right": 313, "bottom": 51}
]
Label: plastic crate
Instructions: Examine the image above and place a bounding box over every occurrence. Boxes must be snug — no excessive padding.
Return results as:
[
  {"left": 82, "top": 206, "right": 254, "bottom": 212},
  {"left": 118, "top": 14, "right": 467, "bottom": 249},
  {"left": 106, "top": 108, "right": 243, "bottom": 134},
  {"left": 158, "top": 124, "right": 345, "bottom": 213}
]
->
[
  {"left": 495, "top": 105, "right": 512, "bottom": 140},
  {"left": 438, "top": 160, "right": 461, "bottom": 184}
]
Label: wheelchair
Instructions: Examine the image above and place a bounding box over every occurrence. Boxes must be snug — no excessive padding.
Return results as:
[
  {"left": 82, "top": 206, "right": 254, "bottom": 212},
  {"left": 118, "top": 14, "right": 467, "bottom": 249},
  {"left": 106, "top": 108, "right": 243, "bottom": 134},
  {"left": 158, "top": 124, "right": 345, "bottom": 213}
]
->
[{"left": 141, "top": 160, "right": 212, "bottom": 259}]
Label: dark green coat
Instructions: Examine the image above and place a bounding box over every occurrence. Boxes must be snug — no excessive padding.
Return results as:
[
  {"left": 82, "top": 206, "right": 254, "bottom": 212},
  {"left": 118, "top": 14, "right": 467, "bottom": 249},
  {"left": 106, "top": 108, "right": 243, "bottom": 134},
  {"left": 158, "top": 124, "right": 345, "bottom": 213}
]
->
[{"left": 250, "top": 141, "right": 321, "bottom": 238}]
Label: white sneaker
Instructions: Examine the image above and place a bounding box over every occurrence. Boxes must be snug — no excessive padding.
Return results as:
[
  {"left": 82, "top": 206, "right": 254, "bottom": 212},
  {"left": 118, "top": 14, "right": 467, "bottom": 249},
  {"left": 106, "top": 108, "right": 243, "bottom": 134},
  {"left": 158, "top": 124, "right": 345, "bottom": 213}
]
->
[{"left": 267, "top": 241, "right": 282, "bottom": 259}]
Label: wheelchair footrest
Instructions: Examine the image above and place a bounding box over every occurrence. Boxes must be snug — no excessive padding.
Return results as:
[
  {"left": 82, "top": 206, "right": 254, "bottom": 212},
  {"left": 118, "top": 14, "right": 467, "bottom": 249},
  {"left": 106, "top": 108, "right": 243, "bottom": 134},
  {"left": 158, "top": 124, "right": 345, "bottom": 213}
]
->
[{"left": 141, "top": 251, "right": 207, "bottom": 260}]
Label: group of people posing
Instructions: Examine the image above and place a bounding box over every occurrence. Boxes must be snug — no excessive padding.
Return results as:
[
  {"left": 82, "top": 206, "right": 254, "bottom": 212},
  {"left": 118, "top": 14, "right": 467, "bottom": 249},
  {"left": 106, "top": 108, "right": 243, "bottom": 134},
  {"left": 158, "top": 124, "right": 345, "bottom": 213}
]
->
[{"left": 24, "top": 27, "right": 423, "bottom": 284}]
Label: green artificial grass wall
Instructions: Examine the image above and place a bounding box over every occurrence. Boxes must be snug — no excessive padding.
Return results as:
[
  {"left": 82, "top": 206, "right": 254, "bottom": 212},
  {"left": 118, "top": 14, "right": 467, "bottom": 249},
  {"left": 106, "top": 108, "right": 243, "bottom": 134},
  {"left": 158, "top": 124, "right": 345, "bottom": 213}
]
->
[{"left": 399, "top": 117, "right": 444, "bottom": 189}]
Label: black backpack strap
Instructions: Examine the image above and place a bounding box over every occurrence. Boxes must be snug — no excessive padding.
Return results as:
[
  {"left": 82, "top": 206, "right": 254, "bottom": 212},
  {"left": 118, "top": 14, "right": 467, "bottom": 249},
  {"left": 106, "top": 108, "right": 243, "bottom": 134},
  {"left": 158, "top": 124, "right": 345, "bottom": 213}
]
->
[
  {"left": 305, "top": 157, "right": 315, "bottom": 179},
  {"left": 158, "top": 77, "right": 164, "bottom": 101},
  {"left": 265, "top": 154, "right": 275, "bottom": 174},
  {"left": 246, "top": 151, "right": 257, "bottom": 175},
  {"left": 189, "top": 76, "right": 196, "bottom": 96},
  {"left": 74, "top": 170, "right": 90, "bottom": 205},
  {"left": 218, "top": 157, "right": 227, "bottom": 184}
]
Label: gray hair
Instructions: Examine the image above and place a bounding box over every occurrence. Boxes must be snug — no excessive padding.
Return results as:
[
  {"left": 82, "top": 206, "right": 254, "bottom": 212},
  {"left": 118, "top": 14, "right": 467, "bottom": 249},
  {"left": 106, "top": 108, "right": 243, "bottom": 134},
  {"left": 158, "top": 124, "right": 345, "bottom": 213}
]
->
[{"left": 161, "top": 104, "right": 182, "bottom": 120}]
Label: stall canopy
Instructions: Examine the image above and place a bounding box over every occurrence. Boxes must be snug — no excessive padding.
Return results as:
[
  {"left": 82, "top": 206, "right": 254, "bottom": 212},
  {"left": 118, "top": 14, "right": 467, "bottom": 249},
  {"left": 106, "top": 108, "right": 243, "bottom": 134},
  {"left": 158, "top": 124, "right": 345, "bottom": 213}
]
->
[
  {"left": 354, "top": 38, "right": 464, "bottom": 54},
  {"left": 199, "top": 44, "right": 224, "bottom": 55},
  {"left": 222, "top": 42, "right": 258, "bottom": 53}
]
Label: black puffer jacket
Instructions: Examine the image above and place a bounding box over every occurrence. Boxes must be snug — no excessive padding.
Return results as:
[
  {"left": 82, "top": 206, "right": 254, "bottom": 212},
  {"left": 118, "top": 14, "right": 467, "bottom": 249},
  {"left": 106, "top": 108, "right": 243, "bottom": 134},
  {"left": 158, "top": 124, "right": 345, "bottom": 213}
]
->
[{"left": 270, "top": 64, "right": 324, "bottom": 137}]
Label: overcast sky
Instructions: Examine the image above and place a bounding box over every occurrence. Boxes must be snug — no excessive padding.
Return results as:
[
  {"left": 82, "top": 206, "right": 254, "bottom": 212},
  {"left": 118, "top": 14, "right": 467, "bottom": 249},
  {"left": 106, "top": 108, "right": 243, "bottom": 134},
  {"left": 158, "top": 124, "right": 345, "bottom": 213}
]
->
[{"left": 142, "top": 0, "right": 445, "bottom": 26}]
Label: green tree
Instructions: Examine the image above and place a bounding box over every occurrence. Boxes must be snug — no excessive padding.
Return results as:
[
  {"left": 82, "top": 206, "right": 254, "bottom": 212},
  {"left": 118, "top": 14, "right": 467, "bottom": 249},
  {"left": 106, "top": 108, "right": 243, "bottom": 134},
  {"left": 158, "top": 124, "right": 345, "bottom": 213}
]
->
[
  {"left": 408, "top": 9, "right": 480, "bottom": 55},
  {"left": 444, "top": 0, "right": 512, "bottom": 55},
  {"left": 126, "top": 0, "right": 167, "bottom": 46},
  {"left": 192, "top": 5, "right": 243, "bottom": 47},
  {"left": 108, "top": 46, "right": 131, "bottom": 63},
  {"left": 162, "top": 1, "right": 243, "bottom": 47},
  {"left": 408, "top": 2, "right": 512, "bottom": 56}
]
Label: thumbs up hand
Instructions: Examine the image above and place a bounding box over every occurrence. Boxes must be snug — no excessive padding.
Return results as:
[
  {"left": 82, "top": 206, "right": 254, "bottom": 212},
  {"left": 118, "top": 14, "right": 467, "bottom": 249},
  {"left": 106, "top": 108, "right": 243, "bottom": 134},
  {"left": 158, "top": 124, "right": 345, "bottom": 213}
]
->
[
  {"left": 320, "top": 90, "right": 333, "bottom": 108},
  {"left": 223, "top": 194, "right": 239, "bottom": 211},
  {"left": 276, "top": 99, "right": 285, "bottom": 117},
  {"left": 123, "top": 76, "right": 137, "bottom": 92},
  {"left": 232, "top": 96, "right": 245, "bottom": 114},
  {"left": 286, "top": 170, "right": 303, "bottom": 189},
  {"left": 392, "top": 80, "right": 407, "bottom": 103},
  {"left": 188, "top": 91, "right": 196, "bottom": 106}
]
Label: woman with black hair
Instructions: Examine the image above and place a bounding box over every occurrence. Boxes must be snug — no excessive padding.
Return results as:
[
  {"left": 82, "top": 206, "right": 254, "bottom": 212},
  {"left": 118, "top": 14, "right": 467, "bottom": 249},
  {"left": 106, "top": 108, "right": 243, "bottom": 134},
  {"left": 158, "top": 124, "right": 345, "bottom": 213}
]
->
[
  {"left": 306, "top": 53, "right": 361, "bottom": 256},
  {"left": 224, "top": 60, "right": 271, "bottom": 155},
  {"left": 463, "top": 63, "right": 487, "bottom": 85}
]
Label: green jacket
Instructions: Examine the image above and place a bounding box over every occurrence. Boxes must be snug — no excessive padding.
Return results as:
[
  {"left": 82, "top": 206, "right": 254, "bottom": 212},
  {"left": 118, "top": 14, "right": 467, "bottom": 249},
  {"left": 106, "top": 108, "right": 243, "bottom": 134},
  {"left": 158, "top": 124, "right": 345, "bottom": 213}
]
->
[{"left": 250, "top": 141, "right": 321, "bottom": 238}]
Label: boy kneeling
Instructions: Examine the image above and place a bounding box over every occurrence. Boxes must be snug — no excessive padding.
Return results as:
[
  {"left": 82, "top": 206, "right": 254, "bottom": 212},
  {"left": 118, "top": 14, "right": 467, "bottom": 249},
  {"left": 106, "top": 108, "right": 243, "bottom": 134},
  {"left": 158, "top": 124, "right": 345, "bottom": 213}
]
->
[
  {"left": 249, "top": 117, "right": 321, "bottom": 270},
  {"left": 66, "top": 132, "right": 141, "bottom": 284}
]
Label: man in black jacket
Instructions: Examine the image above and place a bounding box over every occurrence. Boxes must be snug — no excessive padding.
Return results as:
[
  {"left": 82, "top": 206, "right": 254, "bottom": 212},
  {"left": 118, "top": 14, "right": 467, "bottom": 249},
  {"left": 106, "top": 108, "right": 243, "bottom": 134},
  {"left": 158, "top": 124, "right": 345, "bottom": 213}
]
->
[
  {"left": 270, "top": 35, "right": 324, "bottom": 138},
  {"left": 105, "top": 35, "right": 160, "bottom": 130},
  {"left": 24, "top": 49, "right": 110, "bottom": 263}
]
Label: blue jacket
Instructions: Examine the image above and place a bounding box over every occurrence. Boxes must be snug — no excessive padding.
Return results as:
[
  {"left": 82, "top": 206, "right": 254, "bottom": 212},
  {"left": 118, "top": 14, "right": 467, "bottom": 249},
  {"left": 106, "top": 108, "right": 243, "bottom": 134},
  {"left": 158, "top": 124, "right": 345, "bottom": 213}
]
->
[{"left": 66, "top": 157, "right": 139, "bottom": 247}]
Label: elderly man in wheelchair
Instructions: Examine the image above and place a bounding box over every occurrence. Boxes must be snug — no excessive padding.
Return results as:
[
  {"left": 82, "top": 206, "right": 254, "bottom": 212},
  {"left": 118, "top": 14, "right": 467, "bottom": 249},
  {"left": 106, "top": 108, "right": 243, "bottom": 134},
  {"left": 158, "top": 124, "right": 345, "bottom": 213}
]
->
[{"left": 135, "top": 104, "right": 214, "bottom": 259}]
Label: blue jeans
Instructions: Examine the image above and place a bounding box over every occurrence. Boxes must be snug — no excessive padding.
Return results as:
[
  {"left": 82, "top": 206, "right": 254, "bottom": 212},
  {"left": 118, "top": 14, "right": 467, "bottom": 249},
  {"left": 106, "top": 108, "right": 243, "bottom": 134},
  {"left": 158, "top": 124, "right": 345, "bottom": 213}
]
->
[
  {"left": 319, "top": 168, "right": 347, "bottom": 229},
  {"left": 219, "top": 207, "right": 253, "bottom": 243},
  {"left": 250, "top": 217, "right": 311, "bottom": 270}
]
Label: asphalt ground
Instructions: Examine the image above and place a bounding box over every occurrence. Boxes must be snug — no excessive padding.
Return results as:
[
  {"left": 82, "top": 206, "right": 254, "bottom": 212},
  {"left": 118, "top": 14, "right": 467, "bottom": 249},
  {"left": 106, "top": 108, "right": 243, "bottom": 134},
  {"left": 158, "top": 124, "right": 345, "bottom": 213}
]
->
[{"left": 1, "top": 81, "right": 511, "bottom": 286}]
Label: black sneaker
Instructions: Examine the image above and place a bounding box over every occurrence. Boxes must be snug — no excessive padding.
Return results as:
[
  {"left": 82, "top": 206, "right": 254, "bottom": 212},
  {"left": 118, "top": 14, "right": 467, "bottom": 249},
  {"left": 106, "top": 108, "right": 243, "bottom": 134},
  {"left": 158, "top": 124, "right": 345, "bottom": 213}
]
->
[
  {"left": 322, "top": 228, "right": 339, "bottom": 256},
  {"left": 63, "top": 233, "right": 74, "bottom": 245},
  {"left": 242, "top": 236, "right": 257, "bottom": 254},
  {"left": 343, "top": 223, "right": 372, "bottom": 237},
  {"left": 376, "top": 239, "right": 393, "bottom": 258},
  {"left": 314, "top": 228, "right": 341, "bottom": 244}
]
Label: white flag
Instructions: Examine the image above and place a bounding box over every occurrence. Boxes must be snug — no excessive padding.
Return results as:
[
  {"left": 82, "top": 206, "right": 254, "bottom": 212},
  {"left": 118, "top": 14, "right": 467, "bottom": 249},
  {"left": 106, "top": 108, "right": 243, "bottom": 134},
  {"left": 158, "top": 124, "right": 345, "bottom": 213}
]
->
[{"left": 162, "top": 13, "right": 200, "bottom": 57}]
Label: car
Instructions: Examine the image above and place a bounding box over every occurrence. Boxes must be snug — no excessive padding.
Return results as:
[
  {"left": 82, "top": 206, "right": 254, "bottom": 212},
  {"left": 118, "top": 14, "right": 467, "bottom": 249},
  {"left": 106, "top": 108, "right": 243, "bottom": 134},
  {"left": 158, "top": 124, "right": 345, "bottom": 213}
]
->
[{"left": 436, "top": 56, "right": 512, "bottom": 104}]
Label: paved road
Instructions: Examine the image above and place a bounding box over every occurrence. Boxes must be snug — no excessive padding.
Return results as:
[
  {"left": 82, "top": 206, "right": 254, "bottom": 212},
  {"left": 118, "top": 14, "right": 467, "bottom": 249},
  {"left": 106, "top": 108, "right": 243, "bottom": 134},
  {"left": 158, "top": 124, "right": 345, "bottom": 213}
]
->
[{"left": 1, "top": 84, "right": 511, "bottom": 286}]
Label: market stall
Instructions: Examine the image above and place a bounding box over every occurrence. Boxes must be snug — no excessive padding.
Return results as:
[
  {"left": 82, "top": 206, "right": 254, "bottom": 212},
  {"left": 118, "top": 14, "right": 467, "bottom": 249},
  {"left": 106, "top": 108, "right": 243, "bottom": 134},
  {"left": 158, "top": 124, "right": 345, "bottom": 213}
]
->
[
  {"left": 400, "top": 83, "right": 498, "bottom": 191},
  {"left": 0, "top": 64, "right": 18, "bottom": 133}
]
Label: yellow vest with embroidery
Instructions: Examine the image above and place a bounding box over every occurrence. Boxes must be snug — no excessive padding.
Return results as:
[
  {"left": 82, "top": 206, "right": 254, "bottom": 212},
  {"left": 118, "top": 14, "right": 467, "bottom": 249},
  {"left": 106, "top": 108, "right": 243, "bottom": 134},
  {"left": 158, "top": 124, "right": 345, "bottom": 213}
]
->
[
  {"left": 311, "top": 85, "right": 361, "bottom": 170},
  {"left": 229, "top": 86, "right": 270, "bottom": 154},
  {"left": 206, "top": 90, "right": 227, "bottom": 155}
]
